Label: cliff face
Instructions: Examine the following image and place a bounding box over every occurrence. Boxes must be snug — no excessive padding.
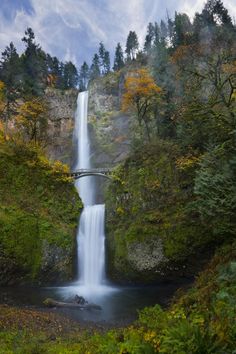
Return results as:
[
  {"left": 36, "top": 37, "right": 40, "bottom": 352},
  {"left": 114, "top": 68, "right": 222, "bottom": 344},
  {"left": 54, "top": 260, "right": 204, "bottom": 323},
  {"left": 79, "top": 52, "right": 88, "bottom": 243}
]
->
[
  {"left": 88, "top": 72, "right": 131, "bottom": 166},
  {"left": 44, "top": 73, "right": 132, "bottom": 168},
  {"left": 45, "top": 88, "right": 78, "bottom": 166}
]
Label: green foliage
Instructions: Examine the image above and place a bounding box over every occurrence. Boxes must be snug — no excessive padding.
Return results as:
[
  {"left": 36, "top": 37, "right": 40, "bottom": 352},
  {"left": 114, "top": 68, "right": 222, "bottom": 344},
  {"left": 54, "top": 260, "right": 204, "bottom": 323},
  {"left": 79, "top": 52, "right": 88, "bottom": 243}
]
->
[
  {"left": 105, "top": 141, "right": 207, "bottom": 280},
  {"left": 0, "top": 139, "right": 82, "bottom": 283},
  {"left": 194, "top": 145, "right": 236, "bottom": 236}
]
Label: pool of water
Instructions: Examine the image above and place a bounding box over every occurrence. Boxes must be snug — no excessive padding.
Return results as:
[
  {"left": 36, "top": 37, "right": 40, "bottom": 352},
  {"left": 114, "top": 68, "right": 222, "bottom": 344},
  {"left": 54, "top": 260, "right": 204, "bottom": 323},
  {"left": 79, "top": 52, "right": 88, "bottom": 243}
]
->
[{"left": 0, "top": 279, "right": 191, "bottom": 325}]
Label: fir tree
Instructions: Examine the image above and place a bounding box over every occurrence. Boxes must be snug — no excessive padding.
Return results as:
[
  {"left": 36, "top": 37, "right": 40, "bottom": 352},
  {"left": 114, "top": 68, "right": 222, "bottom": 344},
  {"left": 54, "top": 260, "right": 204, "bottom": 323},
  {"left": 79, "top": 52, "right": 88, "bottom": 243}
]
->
[
  {"left": 113, "top": 43, "right": 124, "bottom": 71},
  {"left": 144, "top": 23, "right": 155, "bottom": 53},
  {"left": 0, "top": 42, "right": 22, "bottom": 135},
  {"left": 125, "top": 31, "right": 139, "bottom": 60},
  {"left": 103, "top": 51, "right": 110, "bottom": 74},
  {"left": 63, "top": 61, "right": 78, "bottom": 89},
  {"left": 90, "top": 54, "right": 100, "bottom": 80},
  {"left": 79, "top": 61, "right": 89, "bottom": 91},
  {"left": 21, "top": 27, "right": 47, "bottom": 96}
]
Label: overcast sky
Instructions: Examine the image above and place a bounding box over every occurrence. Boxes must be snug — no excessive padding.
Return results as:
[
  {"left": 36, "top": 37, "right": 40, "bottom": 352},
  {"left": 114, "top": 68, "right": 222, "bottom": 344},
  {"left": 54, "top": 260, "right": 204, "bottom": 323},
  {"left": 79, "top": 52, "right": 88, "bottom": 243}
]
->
[{"left": 0, "top": 0, "right": 235, "bottom": 67}]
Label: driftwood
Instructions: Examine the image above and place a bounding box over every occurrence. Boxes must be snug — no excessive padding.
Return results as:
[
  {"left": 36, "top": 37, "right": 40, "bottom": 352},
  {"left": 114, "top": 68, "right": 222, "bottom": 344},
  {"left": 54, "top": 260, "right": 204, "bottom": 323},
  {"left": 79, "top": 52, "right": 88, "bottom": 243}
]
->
[{"left": 43, "top": 298, "right": 102, "bottom": 310}]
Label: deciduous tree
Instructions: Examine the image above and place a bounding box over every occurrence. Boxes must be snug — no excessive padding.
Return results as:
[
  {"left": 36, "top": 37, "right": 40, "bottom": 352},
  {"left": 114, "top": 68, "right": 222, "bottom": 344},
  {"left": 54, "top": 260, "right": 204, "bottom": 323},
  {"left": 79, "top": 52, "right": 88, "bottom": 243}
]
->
[
  {"left": 16, "top": 99, "right": 48, "bottom": 145},
  {"left": 122, "top": 69, "right": 162, "bottom": 140}
]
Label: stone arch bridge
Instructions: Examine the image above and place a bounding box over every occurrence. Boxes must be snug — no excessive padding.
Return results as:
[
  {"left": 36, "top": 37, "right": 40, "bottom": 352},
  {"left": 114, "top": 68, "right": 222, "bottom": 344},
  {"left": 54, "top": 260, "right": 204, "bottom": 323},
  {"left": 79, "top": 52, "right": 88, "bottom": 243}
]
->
[{"left": 67, "top": 168, "right": 113, "bottom": 180}]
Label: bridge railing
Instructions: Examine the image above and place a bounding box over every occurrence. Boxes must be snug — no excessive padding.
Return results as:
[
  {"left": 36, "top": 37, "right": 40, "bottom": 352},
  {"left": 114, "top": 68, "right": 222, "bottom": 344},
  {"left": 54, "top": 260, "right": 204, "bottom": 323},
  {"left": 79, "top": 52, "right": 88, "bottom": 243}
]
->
[{"left": 65, "top": 167, "right": 113, "bottom": 177}]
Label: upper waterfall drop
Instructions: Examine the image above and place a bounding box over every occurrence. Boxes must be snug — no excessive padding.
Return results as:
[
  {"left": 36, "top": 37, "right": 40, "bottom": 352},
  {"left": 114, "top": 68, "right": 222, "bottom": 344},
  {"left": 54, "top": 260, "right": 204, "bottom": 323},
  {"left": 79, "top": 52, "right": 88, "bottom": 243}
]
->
[
  {"left": 74, "top": 91, "right": 94, "bottom": 206},
  {"left": 74, "top": 91, "right": 106, "bottom": 293}
]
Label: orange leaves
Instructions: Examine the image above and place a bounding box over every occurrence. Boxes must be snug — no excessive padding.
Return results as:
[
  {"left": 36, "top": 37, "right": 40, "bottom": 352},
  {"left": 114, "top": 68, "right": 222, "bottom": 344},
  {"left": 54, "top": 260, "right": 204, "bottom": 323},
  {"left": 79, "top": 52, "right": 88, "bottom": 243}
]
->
[
  {"left": 122, "top": 69, "right": 162, "bottom": 139},
  {"left": 122, "top": 69, "right": 162, "bottom": 114},
  {"left": 47, "top": 74, "right": 57, "bottom": 87}
]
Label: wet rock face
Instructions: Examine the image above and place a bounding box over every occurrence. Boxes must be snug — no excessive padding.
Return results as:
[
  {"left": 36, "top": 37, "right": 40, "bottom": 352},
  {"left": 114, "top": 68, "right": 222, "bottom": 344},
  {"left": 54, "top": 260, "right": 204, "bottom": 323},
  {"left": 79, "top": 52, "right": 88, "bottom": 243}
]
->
[
  {"left": 40, "top": 240, "right": 75, "bottom": 283},
  {"left": 88, "top": 76, "right": 131, "bottom": 166},
  {"left": 45, "top": 88, "right": 78, "bottom": 165},
  {"left": 127, "top": 239, "right": 167, "bottom": 272},
  {"left": 88, "top": 81, "right": 120, "bottom": 114}
]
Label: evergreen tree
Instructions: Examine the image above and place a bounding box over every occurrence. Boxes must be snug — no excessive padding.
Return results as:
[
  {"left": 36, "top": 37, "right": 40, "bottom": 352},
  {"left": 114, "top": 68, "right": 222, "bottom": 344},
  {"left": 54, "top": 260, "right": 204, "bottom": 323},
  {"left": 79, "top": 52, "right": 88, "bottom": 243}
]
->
[
  {"left": 56, "top": 62, "right": 65, "bottom": 89},
  {"left": 167, "top": 14, "right": 175, "bottom": 45},
  {"left": 173, "top": 12, "right": 193, "bottom": 47},
  {"left": 98, "top": 42, "right": 110, "bottom": 75},
  {"left": 160, "top": 20, "right": 168, "bottom": 42},
  {"left": 103, "top": 51, "right": 110, "bottom": 74},
  {"left": 202, "top": 0, "right": 233, "bottom": 27},
  {"left": 63, "top": 61, "right": 78, "bottom": 89},
  {"left": 0, "top": 42, "right": 22, "bottom": 135},
  {"left": 0, "top": 42, "right": 22, "bottom": 90},
  {"left": 98, "top": 42, "right": 105, "bottom": 74},
  {"left": 51, "top": 57, "right": 62, "bottom": 88},
  {"left": 79, "top": 61, "right": 89, "bottom": 91},
  {"left": 99, "top": 42, "right": 105, "bottom": 59},
  {"left": 90, "top": 54, "right": 100, "bottom": 80},
  {"left": 154, "top": 22, "right": 160, "bottom": 47},
  {"left": 113, "top": 43, "right": 124, "bottom": 71},
  {"left": 125, "top": 31, "right": 139, "bottom": 60},
  {"left": 21, "top": 27, "right": 47, "bottom": 96},
  {"left": 144, "top": 23, "right": 155, "bottom": 53}
]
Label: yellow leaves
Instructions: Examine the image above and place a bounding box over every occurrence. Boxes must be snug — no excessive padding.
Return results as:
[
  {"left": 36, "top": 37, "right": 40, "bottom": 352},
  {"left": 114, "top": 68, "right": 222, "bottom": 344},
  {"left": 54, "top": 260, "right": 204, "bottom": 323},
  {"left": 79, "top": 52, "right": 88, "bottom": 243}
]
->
[
  {"left": 122, "top": 68, "right": 162, "bottom": 114},
  {"left": 143, "top": 330, "right": 160, "bottom": 351},
  {"left": 222, "top": 60, "right": 236, "bottom": 74},
  {"left": 176, "top": 154, "right": 200, "bottom": 170},
  {"left": 0, "top": 80, "right": 5, "bottom": 94},
  {"left": 17, "top": 98, "right": 46, "bottom": 125},
  {"left": 52, "top": 160, "right": 70, "bottom": 174},
  {"left": 168, "top": 308, "right": 187, "bottom": 320},
  {"left": 38, "top": 155, "right": 50, "bottom": 169},
  {"left": 0, "top": 121, "right": 4, "bottom": 133},
  {"left": 16, "top": 98, "right": 48, "bottom": 144},
  {"left": 116, "top": 206, "right": 125, "bottom": 215}
]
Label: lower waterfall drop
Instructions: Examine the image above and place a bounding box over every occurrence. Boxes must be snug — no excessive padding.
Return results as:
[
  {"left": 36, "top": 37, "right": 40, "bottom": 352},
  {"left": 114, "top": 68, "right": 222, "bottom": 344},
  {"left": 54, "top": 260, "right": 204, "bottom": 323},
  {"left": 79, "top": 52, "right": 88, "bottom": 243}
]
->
[{"left": 77, "top": 204, "right": 105, "bottom": 289}]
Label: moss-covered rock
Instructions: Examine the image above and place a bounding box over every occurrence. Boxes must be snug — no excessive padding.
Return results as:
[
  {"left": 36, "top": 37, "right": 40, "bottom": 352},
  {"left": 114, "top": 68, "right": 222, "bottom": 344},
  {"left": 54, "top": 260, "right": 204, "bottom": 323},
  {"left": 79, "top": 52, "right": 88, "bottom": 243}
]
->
[
  {"left": 0, "top": 137, "right": 82, "bottom": 285},
  {"left": 105, "top": 141, "right": 212, "bottom": 283}
]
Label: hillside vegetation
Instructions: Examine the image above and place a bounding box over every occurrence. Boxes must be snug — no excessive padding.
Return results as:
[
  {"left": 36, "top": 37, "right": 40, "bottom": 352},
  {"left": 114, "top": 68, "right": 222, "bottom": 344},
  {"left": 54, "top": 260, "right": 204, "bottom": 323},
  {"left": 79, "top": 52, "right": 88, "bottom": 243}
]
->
[
  {"left": 0, "top": 134, "right": 82, "bottom": 284},
  {"left": 103, "top": 0, "right": 236, "bottom": 283}
]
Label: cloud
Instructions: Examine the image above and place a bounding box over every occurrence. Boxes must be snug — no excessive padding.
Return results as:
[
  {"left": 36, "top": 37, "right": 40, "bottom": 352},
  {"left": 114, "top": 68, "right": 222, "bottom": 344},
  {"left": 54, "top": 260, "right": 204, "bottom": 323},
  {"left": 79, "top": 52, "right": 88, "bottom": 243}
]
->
[
  {"left": 64, "top": 47, "right": 77, "bottom": 65},
  {"left": 0, "top": 0, "right": 235, "bottom": 67}
]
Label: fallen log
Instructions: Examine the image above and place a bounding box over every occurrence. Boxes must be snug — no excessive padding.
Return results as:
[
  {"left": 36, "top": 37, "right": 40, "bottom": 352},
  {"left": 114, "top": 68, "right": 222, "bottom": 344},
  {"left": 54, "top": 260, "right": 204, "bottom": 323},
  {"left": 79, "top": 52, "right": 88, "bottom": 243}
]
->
[{"left": 43, "top": 298, "right": 102, "bottom": 310}]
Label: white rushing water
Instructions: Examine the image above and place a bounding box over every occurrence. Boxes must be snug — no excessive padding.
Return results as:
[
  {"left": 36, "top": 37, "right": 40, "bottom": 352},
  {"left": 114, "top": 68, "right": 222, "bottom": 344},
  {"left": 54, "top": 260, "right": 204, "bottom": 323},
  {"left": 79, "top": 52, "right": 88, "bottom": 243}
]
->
[{"left": 74, "top": 91, "right": 106, "bottom": 294}]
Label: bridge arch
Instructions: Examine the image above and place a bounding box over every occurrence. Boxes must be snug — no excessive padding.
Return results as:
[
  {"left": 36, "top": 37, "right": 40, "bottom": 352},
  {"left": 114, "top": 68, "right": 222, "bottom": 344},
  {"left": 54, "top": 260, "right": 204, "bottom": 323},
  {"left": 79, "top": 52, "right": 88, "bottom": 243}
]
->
[
  {"left": 73, "top": 172, "right": 111, "bottom": 180},
  {"left": 67, "top": 168, "right": 113, "bottom": 180}
]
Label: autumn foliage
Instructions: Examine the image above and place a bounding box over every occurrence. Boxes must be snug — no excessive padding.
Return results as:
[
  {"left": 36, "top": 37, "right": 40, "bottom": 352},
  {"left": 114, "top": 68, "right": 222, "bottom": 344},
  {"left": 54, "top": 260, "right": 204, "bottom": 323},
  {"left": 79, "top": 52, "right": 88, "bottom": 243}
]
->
[
  {"left": 16, "top": 98, "right": 48, "bottom": 144},
  {"left": 122, "top": 69, "right": 162, "bottom": 139}
]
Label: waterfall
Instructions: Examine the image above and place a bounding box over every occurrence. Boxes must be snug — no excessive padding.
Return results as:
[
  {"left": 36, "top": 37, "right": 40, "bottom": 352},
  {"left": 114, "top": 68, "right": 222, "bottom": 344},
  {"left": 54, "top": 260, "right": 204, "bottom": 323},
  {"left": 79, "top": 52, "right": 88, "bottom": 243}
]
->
[{"left": 74, "top": 91, "right": 106, "bottom": 291}]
